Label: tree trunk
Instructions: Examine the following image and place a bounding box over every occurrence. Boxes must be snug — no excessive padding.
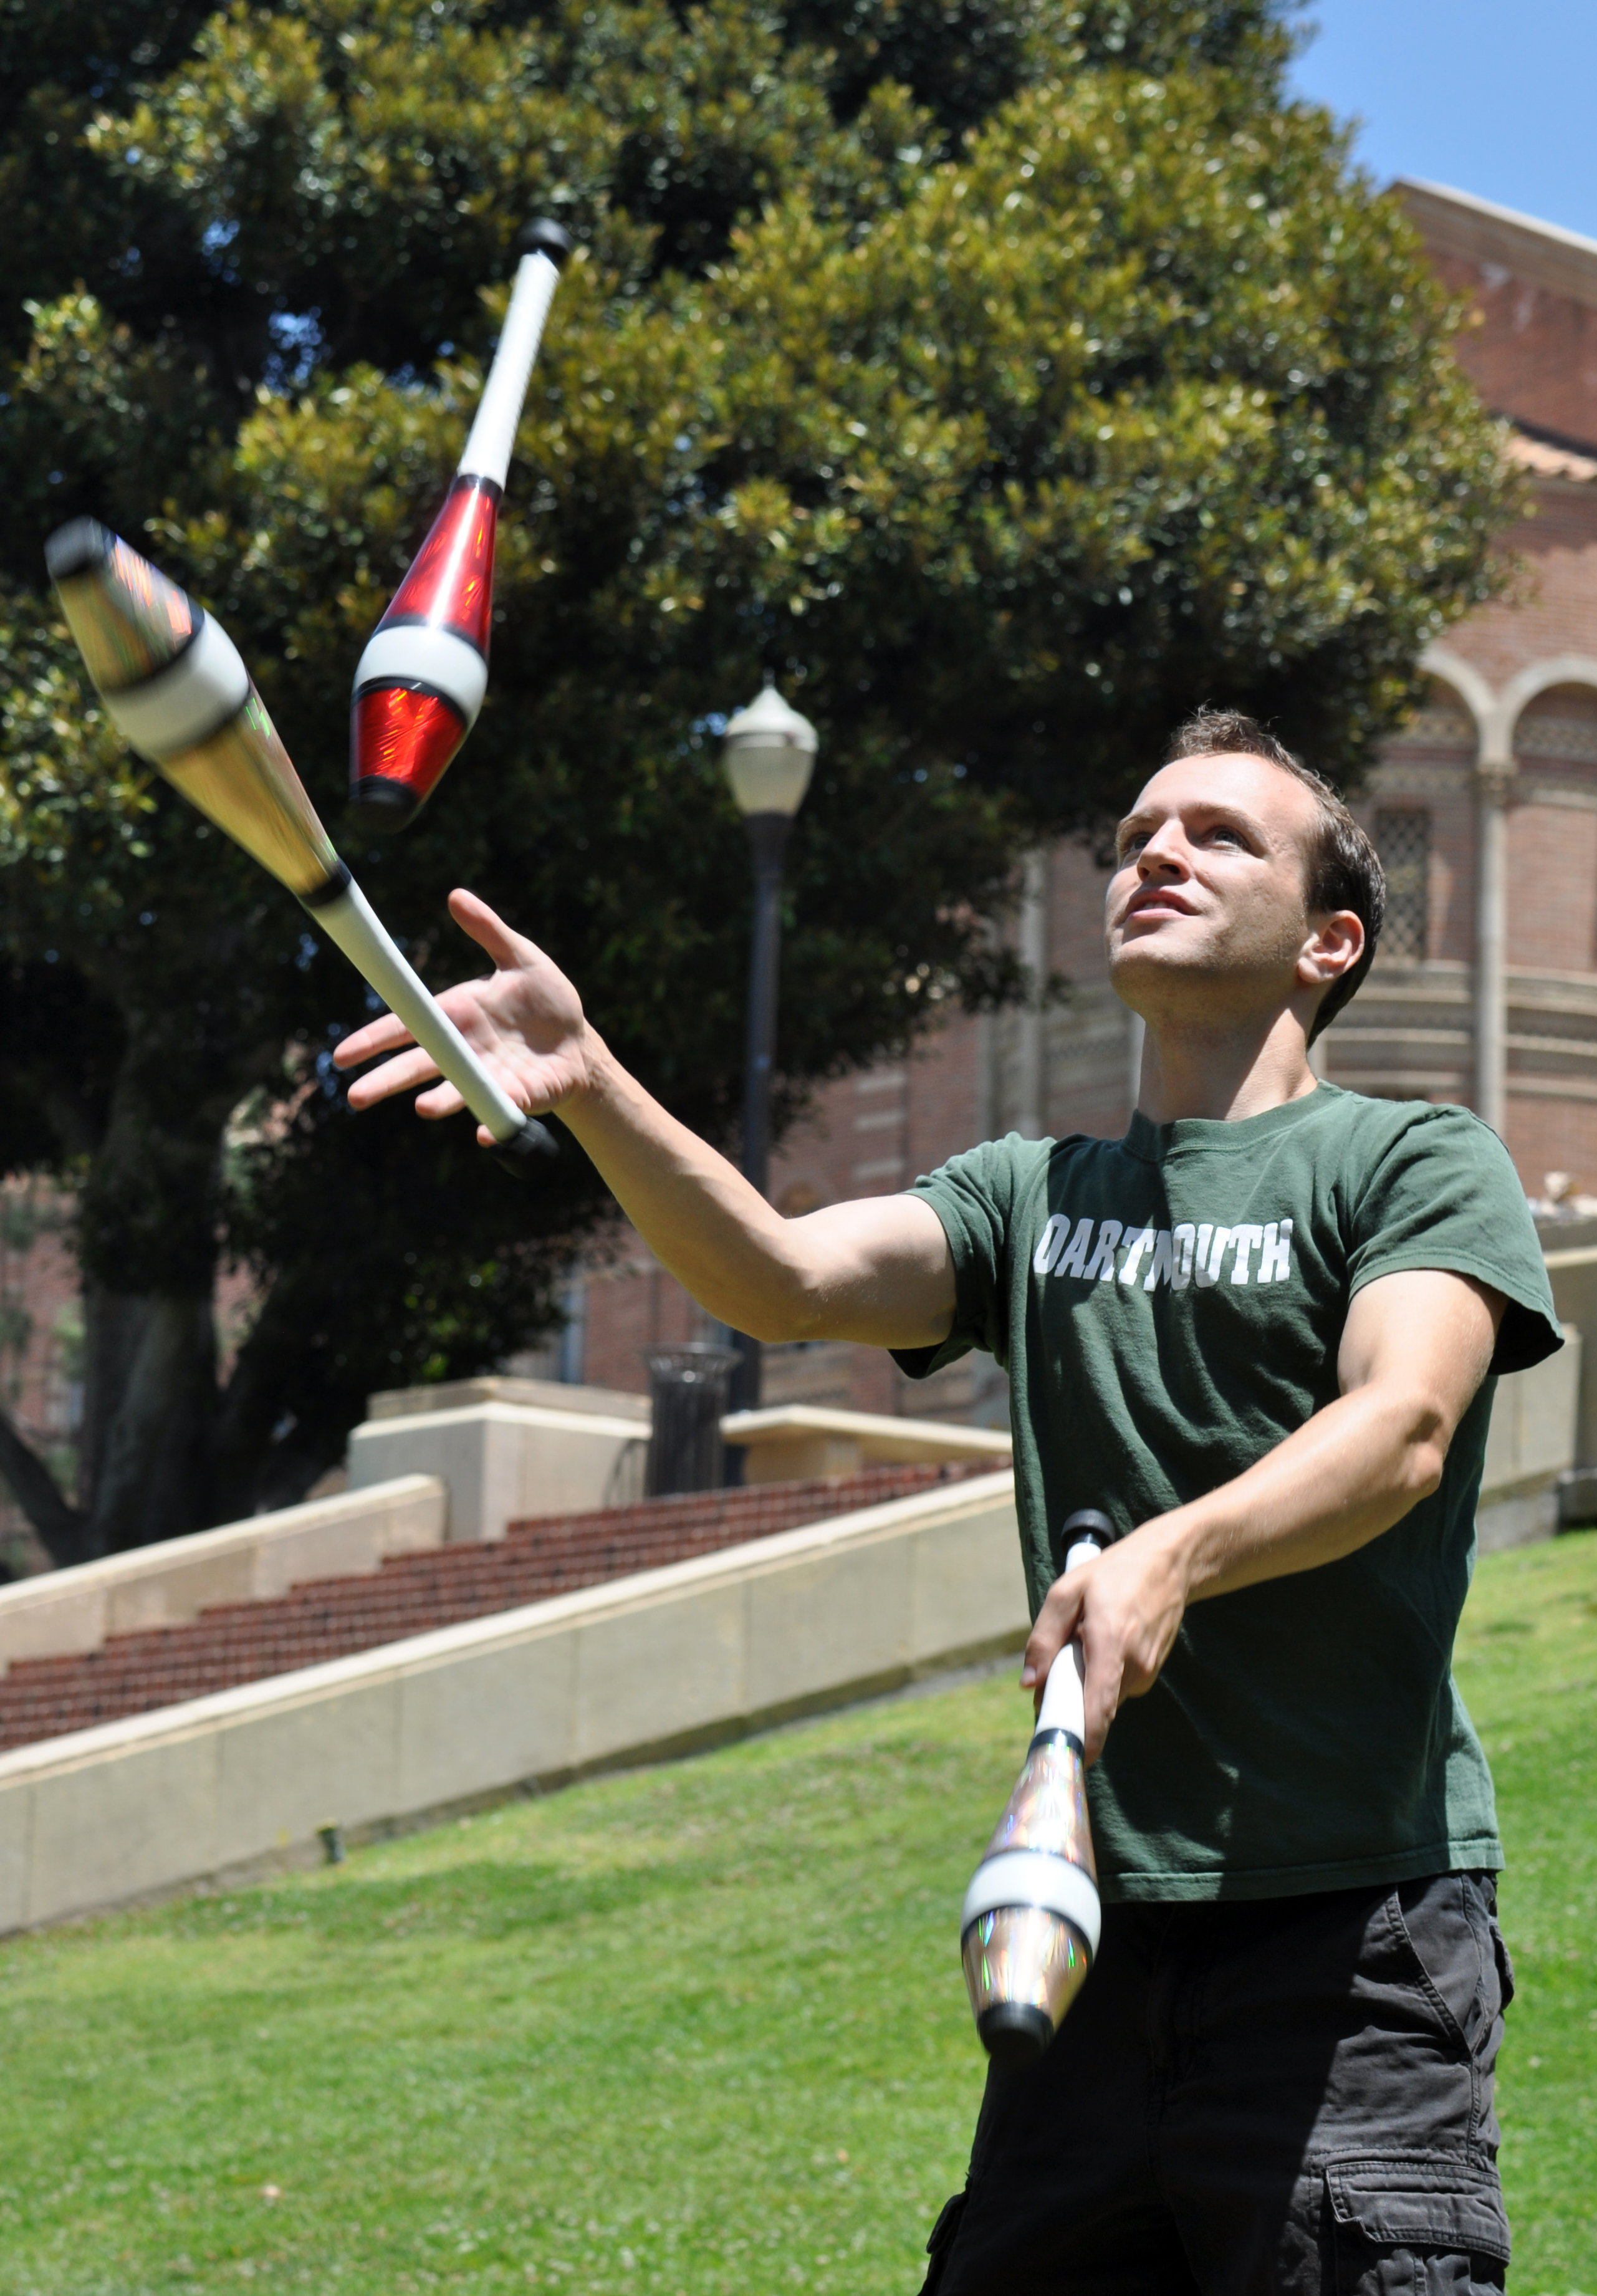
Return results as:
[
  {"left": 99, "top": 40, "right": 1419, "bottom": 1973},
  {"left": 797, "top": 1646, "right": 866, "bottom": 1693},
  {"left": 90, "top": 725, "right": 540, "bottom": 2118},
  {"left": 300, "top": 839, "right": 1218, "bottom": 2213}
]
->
[
  {"left": 0, "top": 1001, "right": 234, "bottom": 1567},
  {"left": 77, "top": 1284, "right": 218, "bottom": 1554},
  {"left": 0, "top": 964, "right": 345, "bottom": 1565},
  {"left": 0, "top": 1405, "right": 92, "bottom": 1567},
  {"left": 0, "top": 1287, "right": 220, "bottom": 1568},
  {"left": 211, "top": 1274, "right": 342, "bottom": 1526}
]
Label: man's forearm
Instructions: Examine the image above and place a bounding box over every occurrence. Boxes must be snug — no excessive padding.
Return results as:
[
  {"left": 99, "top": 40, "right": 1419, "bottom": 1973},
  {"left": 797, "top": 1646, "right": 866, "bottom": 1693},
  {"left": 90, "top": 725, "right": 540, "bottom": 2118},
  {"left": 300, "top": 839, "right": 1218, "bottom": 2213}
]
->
[
  {"left": 1146, "top": 1375, "right": 1451, "bottom": 1607},
  {"left": 557, "top": 1032, "right": 813, "bottom": 1338},
  {"left": 559, "top": 1032, "right": 954, "bottom": 1348},
  {"left": 1158, "top": 1269, "right": 1502, "bottom": 1605},
  {"left": 332, "top": 890, "right": 955, "bottom": 1347}
]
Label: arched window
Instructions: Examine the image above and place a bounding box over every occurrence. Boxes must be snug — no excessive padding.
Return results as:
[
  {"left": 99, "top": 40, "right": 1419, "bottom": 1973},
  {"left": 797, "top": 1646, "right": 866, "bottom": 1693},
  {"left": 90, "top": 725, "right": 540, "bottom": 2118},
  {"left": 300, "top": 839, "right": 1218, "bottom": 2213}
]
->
[{"left": 1374, "top": 810, "right": 1431, "bottom": 961}]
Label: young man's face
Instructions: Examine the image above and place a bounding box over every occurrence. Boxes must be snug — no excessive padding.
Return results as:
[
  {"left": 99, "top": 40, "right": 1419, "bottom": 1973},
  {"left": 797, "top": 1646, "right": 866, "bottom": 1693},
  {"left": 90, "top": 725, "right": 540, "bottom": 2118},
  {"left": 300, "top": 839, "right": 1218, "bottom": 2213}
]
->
[{"left": 1106, "top": 751, "right": 1358, "bottom": 1029}]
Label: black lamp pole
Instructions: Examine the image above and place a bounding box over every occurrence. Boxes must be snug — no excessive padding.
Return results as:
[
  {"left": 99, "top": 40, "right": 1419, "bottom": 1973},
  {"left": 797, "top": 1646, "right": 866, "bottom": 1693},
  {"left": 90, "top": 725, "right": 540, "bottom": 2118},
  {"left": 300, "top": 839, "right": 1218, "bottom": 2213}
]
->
[
  {"left": 740, "top": 809, "right": 789, "bottom": 1204},
  {"left": 721, "top": 684, "right": 818, "bottom": 1416},
  {"left": 734, "top": 809, "right": 789, "bottom": 1411}
]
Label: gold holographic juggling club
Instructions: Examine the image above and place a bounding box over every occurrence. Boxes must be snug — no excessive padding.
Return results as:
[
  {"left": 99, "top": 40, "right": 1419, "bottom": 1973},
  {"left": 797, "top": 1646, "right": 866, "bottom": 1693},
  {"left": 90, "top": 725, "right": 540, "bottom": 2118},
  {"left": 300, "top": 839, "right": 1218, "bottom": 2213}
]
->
[
  {"left": 960, "top": 1510, "right": 1108, "bottom": 2067},
  {"left": 46, "top": 517, "right": 555, "bottom": 1169}
]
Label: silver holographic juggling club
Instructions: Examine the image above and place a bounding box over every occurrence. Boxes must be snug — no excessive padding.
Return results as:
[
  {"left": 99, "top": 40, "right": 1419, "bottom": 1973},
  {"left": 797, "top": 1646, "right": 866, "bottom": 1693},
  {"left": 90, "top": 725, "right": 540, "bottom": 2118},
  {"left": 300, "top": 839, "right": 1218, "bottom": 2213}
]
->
[
  {"left": 46, "top": 517, "right": 556, "bottom": 1170},
  {"left": 960, "top": 1511, "right": 1108, "bottom": 2067},
  {"left": 347, "top": 219, "right": 572, "bottom": 831}
]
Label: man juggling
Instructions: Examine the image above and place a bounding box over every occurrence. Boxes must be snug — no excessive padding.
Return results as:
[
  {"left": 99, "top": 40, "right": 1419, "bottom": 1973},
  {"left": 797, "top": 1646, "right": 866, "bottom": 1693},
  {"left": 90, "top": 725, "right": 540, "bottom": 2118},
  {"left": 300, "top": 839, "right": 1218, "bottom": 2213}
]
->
[{"left": 337, "top": 708, "right": 1556, "bottom": 2296}]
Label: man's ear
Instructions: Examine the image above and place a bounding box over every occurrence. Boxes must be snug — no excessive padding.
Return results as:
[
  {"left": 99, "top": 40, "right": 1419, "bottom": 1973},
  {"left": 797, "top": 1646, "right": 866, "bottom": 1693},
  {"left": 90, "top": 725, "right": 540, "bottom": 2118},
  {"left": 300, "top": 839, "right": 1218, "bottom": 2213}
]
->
[{"left": 1299, "top": 908, "right": 1365, "bottom": 987}]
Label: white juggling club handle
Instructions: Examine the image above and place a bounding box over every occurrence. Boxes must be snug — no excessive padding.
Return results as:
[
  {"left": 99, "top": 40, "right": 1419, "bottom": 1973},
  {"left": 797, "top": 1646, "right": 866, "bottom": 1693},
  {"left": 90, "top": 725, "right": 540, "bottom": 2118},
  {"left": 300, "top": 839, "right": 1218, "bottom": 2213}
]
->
[
  {"left": 458, "top": 228, "right": 568, "bottom": 491},
  {"left": 1032, "top": 1530, "right": 1105, "bottom": 1743}
]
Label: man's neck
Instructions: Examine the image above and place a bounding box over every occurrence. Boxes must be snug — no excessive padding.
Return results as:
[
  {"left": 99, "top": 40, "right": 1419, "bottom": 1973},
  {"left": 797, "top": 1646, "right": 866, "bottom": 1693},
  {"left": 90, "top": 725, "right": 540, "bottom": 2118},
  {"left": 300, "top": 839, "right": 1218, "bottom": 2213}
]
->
[{"left": 1133, "top": 1006, "right": 1320, "bottom": 1125}]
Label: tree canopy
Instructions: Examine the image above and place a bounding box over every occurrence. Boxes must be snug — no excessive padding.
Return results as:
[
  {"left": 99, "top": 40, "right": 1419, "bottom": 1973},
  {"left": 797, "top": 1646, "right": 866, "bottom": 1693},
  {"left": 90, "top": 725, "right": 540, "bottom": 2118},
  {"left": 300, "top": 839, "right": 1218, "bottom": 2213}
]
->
[{"left": 0, "top": 0, "right": 1517, "bottom": 1560}]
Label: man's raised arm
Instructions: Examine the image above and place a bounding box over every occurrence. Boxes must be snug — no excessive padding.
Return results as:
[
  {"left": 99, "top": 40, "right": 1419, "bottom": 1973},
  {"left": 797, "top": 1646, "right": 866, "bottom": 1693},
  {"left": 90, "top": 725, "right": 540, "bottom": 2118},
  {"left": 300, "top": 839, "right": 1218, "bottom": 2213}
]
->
[{"left": 333, "top": 888, "right": 957, "bottom": 1352}]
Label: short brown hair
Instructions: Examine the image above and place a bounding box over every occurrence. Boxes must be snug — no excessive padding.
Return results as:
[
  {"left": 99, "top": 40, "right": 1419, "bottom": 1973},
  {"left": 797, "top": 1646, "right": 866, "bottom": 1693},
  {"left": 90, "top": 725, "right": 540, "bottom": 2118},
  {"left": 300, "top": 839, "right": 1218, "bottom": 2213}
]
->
[{"left": 1164, "top": 708, "right": 1386, "bottom": 1043}]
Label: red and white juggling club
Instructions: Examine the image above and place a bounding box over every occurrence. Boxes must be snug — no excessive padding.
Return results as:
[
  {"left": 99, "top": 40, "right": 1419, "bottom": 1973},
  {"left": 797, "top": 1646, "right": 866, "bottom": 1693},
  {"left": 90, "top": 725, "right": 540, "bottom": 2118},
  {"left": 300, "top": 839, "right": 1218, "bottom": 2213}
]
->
[
  {"left": 348, "top": 219, "right": 572, "bottom": 831},
  {"left": 960, "top": 1512, "right": 1108, "bottom": 2067},
  {"left": 47, "top": 517, "right": 556, "bottom": 1170}
]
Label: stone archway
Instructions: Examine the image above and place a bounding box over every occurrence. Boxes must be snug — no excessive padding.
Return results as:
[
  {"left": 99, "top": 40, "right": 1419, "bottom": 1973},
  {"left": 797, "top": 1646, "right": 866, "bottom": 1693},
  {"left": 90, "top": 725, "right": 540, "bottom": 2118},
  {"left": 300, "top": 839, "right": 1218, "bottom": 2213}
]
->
[{"left": 1414, "top": 646, "right": 1597, "bottom": 1143}]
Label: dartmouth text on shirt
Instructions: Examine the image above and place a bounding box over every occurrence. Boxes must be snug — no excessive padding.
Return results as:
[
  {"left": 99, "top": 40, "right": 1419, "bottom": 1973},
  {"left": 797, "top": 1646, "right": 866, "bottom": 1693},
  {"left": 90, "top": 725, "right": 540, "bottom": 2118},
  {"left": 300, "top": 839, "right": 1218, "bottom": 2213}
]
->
[{"left": 1030, "top": 1216, "right": 1294, "bottom": 1290}]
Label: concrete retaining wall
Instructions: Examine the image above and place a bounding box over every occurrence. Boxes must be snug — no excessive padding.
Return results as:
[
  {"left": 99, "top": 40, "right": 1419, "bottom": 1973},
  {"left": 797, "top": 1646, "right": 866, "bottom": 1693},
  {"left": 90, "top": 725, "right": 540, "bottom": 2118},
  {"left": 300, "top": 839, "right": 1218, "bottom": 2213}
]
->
[
  {"left": 347, "top": 1403, "right": 650, "bottom": 1539},
  {"left": 1542, "top": 1244, "right": 1597, "bottom": 1465},
  {"left": 1477, "top": 1325, "right": 1582, "bottom": 1550},
  {"left": 345, "top": 1397, "right": 1007, "bottom": 1535},
  {"left": 0, "top": 1477, "right": 445, "bottom": 1679},
  {"left": 723, "top": 1404, "right": 1012, "bottom": 1484},
  {"left": 366, "top": 1373, "right": 650, "bottom": 1424},
  {"left": 0, "top": 1471, "right": 1025, "bottom": 1933}
]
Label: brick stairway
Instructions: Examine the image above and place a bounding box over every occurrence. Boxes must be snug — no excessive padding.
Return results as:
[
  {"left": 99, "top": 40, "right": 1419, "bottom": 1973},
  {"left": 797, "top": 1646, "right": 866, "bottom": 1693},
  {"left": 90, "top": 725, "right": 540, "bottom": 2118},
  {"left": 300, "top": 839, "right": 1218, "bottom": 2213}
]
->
[{"left": 0, "top": 1461, "right": 995, "bottom": 1755}]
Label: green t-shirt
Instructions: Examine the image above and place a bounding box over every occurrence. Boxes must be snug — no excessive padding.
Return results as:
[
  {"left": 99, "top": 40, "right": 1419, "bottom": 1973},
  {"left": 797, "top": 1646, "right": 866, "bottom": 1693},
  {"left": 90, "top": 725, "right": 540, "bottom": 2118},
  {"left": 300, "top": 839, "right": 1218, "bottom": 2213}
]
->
[{"left": 895, "top": 1083, "right": 1561, "bottom": 1903}]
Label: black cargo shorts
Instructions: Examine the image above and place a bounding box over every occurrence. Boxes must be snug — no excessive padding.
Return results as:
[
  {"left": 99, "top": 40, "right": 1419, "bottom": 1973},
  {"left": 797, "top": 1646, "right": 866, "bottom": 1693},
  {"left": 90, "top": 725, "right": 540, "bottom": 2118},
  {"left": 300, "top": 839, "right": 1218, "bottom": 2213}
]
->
[{"left": 923, "top": 1870, "right": 1515, "bottom": 2295}]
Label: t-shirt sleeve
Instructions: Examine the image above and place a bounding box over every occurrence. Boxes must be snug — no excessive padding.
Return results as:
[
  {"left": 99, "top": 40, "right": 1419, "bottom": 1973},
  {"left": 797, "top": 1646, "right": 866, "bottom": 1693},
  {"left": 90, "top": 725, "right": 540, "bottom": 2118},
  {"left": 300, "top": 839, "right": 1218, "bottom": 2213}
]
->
[
  {"left": 1346, "top": 1105, "right": 1563, "bottom": 1375},
  {"left": 888, "top": 1135, "right": 1030, "bottom": 1382}
]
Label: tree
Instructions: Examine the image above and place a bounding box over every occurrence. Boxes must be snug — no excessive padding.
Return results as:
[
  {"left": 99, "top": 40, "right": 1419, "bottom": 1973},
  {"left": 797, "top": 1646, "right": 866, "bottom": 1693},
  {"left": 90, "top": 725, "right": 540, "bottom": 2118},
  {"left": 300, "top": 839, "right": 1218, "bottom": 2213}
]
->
[{"left": 0, "top": 0, "right": 1517, "bottom": 1563}]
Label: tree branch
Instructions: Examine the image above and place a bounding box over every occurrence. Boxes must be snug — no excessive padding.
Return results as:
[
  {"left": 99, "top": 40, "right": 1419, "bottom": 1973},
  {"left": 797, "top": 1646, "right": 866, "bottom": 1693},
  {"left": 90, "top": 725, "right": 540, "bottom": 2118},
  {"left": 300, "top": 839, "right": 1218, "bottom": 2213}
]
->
[{"left": 0, "top": 1407, "right": 90, "bottom": 1568}]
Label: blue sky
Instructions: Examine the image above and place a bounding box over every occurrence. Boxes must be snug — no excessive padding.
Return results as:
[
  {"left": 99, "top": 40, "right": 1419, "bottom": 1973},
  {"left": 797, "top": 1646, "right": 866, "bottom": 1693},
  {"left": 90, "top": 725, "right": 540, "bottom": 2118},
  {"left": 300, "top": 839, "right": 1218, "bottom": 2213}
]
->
[{"left": 1289, "top": 1, "right": 1597, "bottom": 241}]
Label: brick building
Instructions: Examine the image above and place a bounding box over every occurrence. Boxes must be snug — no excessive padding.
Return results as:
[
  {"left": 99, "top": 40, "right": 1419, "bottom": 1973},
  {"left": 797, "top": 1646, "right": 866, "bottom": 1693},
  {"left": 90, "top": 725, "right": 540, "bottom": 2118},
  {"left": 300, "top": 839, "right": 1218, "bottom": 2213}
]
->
[{"left": 575, "top": 180, "right": 1597, "bottom": 1415}]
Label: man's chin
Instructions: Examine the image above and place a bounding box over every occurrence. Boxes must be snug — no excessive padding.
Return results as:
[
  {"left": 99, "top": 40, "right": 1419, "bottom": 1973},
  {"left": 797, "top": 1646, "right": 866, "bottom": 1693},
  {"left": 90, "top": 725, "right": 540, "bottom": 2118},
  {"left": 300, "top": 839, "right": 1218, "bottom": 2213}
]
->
[
  {"left": 1110, "top": 927, "right": 1216, "bottom": 978},
  {"left": 1108, "top": 938, "right": 1236, "bottom": 1019}
]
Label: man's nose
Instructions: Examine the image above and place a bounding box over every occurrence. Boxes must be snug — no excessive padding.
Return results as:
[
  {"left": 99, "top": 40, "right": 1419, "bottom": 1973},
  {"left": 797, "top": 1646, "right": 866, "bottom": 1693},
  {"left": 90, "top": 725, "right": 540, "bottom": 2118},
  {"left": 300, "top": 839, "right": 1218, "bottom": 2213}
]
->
[{"left": 1137, "top": 825, "right": 1187, "bottom": 876}]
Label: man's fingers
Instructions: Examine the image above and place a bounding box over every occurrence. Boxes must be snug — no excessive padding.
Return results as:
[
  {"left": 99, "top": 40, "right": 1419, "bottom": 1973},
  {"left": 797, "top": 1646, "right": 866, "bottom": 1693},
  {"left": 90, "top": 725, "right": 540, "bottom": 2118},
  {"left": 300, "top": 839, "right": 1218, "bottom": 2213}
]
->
[
  {"left": 413, "top": 1078, "right": 468, "bottom": 1122},
  {"left": 1020, "top": 1624, "right": 1062, "bottom": 1691},
  {"left": 333, "top": 1011, "right": 415, "bottom": 1069},
  {"left": 1080, "top": 1640, "right": 1122, "bottom": 1765},
  {"left": 448, "top": 886, "right": 542, "bottom": 974},
  {"left": 1022, "top": 1622, "right": 1056, "bottom": 1713},
  {"left": 1020, "top": 1576, "right": 1085, "bottom": 1688},
  {"left": 345, "top": 1044, "right": 444, "bottom": 1108}
]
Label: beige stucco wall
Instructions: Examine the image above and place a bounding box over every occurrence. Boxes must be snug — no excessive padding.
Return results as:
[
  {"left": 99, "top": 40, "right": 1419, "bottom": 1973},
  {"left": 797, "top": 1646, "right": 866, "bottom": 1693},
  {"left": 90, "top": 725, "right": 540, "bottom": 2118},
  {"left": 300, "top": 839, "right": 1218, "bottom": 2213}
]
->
[
  {"left": 0, "top": 1471, "right": 1026, "bottom": 1934},
  {"left": 346, "top": 1402, "right": 651, "bottom": 1539},
  {"left": 1543, "top": 1245, "right": 1597, "bottom": 1466},
  {"left": 724, "top": 1405, "right": 1012, "bottom": 1484},
  {"left": 1481, "top": 1326, "right": 1583, "bottom": 1497}
]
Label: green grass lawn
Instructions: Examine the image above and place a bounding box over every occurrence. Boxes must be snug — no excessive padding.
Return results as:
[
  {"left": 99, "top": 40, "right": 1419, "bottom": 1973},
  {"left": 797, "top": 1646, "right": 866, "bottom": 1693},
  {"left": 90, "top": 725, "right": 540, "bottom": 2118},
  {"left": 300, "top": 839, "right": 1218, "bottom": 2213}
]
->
[
  {"left": 0, "top": 1532, "right": 1591, "bottom": 2296},
  {"left": 1454, "top": 1532, "right": 1597, "bottom": 2294}
]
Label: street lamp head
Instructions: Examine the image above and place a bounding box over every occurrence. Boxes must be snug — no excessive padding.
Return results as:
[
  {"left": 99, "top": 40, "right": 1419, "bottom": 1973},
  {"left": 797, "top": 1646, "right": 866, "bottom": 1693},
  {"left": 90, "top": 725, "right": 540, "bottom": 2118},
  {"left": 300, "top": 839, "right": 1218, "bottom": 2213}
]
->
[{"left": 722, "top": 683, "right": 818, "bottom": 819}]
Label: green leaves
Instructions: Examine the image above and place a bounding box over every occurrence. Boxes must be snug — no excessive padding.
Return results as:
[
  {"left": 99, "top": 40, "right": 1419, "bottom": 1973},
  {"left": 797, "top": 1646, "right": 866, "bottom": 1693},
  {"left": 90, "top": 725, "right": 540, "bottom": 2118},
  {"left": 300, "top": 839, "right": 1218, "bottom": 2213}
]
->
[
  {"left": 0, "top": 582, "right": 155, "bottom": 901},
  {"left": 0, "top": 292, "right": 213, "bottom": 562}
]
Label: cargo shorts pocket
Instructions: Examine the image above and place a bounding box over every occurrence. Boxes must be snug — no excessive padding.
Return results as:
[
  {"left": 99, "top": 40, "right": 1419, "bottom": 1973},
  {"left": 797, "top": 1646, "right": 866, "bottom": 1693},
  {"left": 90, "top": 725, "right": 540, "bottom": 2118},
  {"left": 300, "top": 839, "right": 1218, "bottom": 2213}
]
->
[
  {"left": 1390, "top": 1875, "right": 1495, "bottom": 2055},
  {"left": 1325, "top": 2155, "right": 1509, "bottom": 2294},
  {"left": 917, "top": 2191, "right": 968, "bottom": 2296}
]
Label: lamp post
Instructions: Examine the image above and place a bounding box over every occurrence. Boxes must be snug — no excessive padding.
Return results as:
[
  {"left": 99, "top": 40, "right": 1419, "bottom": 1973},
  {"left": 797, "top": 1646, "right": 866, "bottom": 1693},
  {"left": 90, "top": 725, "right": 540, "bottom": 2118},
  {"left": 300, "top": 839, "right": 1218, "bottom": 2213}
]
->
[{"left": 722, "top": 682, "right": 818, "bottom": 1411}]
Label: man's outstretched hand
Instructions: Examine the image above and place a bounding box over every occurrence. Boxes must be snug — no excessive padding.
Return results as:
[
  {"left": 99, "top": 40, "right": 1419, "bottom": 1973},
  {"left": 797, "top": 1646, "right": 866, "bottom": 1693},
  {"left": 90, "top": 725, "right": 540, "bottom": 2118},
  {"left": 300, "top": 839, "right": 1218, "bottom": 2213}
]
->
[{"left": 333, "top": 890, "right": 593, "bottom": 1141}]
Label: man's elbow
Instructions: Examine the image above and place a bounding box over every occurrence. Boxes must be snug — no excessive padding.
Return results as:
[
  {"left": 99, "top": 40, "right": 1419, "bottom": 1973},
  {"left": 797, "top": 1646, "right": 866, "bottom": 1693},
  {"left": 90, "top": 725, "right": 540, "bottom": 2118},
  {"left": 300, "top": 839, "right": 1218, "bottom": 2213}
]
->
[
  {"left": 767, "top": 1283, "right": 850, "bottom": 1345},
  {"left": 737, "top": 1300, "right": 823, "bottom": 1345},
  {"left": 1401, "top": 1440, "right": 1447, "bottom": 1506},
  {"left": 1394, "top": 1395, "right": 1453, "bottom": 1504},
  {"left": 734, "top": 1261, "right": 837, "bottom": 1345}
]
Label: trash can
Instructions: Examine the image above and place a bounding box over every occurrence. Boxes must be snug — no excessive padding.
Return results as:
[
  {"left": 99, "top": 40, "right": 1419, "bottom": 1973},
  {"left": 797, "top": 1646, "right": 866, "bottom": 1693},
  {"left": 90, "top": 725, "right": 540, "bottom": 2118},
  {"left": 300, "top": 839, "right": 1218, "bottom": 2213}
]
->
[{"left": 643, "top": 1342, "right": 740, "bottom": 1496}]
